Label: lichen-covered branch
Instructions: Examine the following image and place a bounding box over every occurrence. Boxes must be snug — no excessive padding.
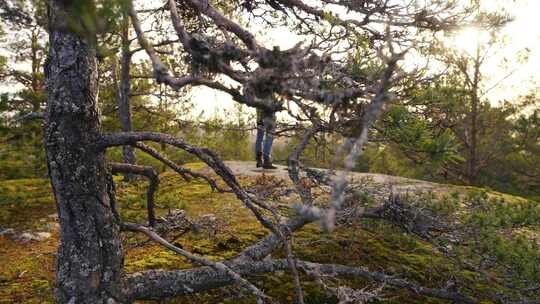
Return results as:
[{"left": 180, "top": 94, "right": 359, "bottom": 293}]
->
[
  {"left": 287, "top": 123, "right": 320, "bottom": 205},
  {"left": 126, "top": 258, "right": 475, "bottom": 303},
  {"left": 122, "top": 223, "right": 269, "bottom": 303},
  {"left": 325, "top": 43, "right": 405, "bottom": 231}
]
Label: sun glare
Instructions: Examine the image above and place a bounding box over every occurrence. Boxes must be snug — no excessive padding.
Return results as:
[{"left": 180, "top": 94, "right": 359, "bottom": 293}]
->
[{"left": 450, "top": 27, "right": 492, "bottom": 55}]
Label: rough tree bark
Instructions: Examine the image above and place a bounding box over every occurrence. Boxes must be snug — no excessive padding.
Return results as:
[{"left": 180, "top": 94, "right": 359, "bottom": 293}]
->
[{"left": 44, "top": 1, "right": 126, "bottom": 302}]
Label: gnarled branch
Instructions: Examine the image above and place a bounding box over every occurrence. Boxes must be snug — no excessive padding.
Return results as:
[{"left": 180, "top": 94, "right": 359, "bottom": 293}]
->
[
  {"left": 110, "top": 162, "right": 159, "bottom": 226},
  {"left": 126, "top": 258, "right": 475, "bottom": 303},
  {"left": 132, "top": 142, "right": 228, "bottom": 192}
]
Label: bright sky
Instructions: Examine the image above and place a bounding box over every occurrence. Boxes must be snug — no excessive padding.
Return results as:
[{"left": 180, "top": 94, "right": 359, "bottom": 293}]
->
[{"left": 467, "top": 0, "right": 540, "bottom": 104}]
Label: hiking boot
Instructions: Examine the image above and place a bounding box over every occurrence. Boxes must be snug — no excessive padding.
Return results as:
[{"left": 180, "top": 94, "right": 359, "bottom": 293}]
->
[
  {"left": 263, "top": 157, "right": 277, "bottom": 169},
  {"left": 256, "top": 152, "right": 263, "bottom": 168}
]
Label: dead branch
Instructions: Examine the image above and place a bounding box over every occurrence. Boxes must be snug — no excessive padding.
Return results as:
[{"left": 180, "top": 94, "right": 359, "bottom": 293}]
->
[
  {"left": 122, "top": 222, "right": 269, "bottom": 303},
  {"left": 126, "top": 258, "right": 475, "bottom": 303},
  {"left": 298, "top": 261, "right": 475, "bottom": 304},
  {"left": 110, "top": 162, "right": 159, "bottom": 227},
  {"left": 97, "top": 131, "right": 279, "bottom": 235},
  {"left": 132, "top": 142, "right": 228, "bottom": 192}
]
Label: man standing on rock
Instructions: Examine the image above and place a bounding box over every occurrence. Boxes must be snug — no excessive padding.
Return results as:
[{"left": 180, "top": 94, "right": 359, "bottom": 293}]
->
[{"left": 255, "top": 107, "right": 278, "bottom": 169}]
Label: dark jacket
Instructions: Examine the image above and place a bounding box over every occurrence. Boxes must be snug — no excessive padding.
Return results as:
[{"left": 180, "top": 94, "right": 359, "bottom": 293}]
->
[{"left": 256, "top": 108, "right": 276, "bottom": 131}]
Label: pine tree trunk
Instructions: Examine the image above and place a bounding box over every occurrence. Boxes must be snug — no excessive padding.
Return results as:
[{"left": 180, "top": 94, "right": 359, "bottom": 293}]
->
[
  {"left": 467, "top": 43, "right": 482, "bottom": 186},
  {"left": 45, "top": 1, "right": 126, "bottom": 302}
]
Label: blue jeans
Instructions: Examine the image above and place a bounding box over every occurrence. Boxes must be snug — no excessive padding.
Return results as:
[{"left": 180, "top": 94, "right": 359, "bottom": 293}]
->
[{"left": 255, "top": 122, "right": 274, "bottom": 159}]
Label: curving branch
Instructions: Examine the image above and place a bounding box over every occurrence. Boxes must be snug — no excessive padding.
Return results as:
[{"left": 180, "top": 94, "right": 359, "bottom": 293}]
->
[
  {"left": 127, "top": 0, "right": 195, "bottom": 89},
  {"left": 110, "top": 162, "right": 159, "bottom": 227},
  {"left": 128, "top": 0, "right": 283, "bottom": 112},
  {"left": 274, "top": 0, "right": 470, "bottom": 34},
  {"left": 101, "top": 132, "right": 307, "bottom": 302},
  {"left": 287, "top": 123, "right": 321, "bottom": 205},
  {"left": 183, "top": 0, "right": 260, "bottom": 51},
  {"left": 96, "top": 131, "right": 278, "bottom": 234},
  {"left": 297, "top": 261, "right": 475, "bottom": 304},
  {"left": 132, "top": 142, "right": 228, "bottom": 192}
]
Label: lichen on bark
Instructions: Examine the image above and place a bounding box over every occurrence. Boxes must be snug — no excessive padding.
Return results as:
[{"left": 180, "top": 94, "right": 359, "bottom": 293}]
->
[{"left": 44, "top": 1, "right": 126, "bottom": 303}]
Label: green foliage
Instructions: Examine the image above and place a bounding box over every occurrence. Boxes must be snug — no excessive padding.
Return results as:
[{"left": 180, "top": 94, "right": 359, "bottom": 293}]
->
[
  {"left": 461, "top": 190, "right": 540, "bottom": 288},
  {"left": 404, "top": 187, "right": 540, "bottom": 301},
  {"left": 0, "top": 15, "right": 47, "bottom": 179},
  {"left": 382, "top": 105, "right": 462, "bottom": 164},
  {"left": 493, "top": 104, "right": 540, "bottom": 199},
  {"left": 0, "top": 135, "right": 46, "bottom": 179},
  {"left": 465, "top": 190, "right": 540, "bottom": 229},
  {"left": 61, "top": 0, "right": 126, "bottom": 41},
  {"left": 169, "top": 105, "right": 253, "bottom": 163},
  {"left": 0, "top": 178, "right": 54, "bottom": 230},
  {"left": 359, "top": 145, "right": 425, "bottom": 178},
  {"left": 360, "top": 79, "right": 539, "bottom": 199}
]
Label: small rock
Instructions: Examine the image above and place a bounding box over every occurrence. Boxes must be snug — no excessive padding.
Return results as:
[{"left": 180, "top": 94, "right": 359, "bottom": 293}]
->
[
  {"left": 13, "top": 231, "right": 52, "bottom": 242},
  {"left": 34, "top": 232, "right": 51, "bottom": 241},
  {"left": 200, "top": 214, "right": 217, "bottom": 222},
  {"left": 19, "top": 232, "right": 34, "bottom": 242},
  {"left": 0, "top": 228, "right": 15, "bottom": 237}
]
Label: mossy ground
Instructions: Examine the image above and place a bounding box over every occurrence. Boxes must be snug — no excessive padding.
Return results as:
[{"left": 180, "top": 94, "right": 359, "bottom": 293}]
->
[
  {"left": 0, "top": 164, "right": 538, "bottom": 303},
  {"left": 0, "top": 178, "right": 57, "bottom": 303}
]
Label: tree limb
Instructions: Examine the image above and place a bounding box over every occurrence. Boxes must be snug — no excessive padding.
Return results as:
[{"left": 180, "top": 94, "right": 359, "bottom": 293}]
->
[
  {"left": 132, "top": 142, "right": 228, "bottom": 192},
  {"left": 110, "top": 162, "right": 159, "bottom": 226},
  {"left": 126, "top": 258, "right": 475, "bottom": 303},
  {"left": 122, "top": 222, "right": 269, "bottom": 303}
]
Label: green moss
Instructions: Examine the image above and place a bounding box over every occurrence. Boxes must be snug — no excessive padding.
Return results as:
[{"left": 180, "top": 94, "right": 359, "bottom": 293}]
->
[
  {"left": 0, "top": 235, "right": 56, "bottom": 303},
  {"left": 0, "top": 178, "right": 54, "bottom": 230},
  {"left": 125, "top": 247, "right": 190, "bottom": 271},
  {"left": 1, "top": 166, "right": 537, "bottom": 303}
]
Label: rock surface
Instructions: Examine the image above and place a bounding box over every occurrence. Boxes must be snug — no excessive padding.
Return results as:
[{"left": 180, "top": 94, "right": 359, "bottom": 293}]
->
[
  {"left": 1, "top": 230, "right": 52, "bottom": 242},
  {"left": 222, "top": 161, "right": 443, "bottom": 194}
]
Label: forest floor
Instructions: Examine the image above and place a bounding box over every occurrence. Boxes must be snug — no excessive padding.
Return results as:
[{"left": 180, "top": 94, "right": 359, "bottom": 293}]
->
[{"left": 0, "top": 162, "right": 539, "bottom": 303}]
